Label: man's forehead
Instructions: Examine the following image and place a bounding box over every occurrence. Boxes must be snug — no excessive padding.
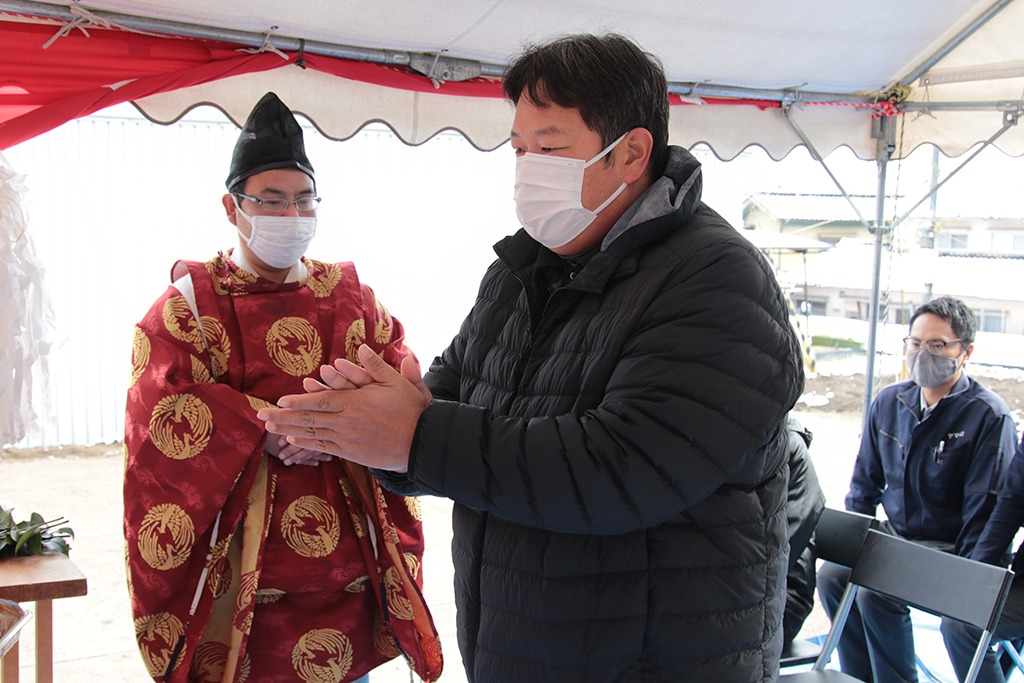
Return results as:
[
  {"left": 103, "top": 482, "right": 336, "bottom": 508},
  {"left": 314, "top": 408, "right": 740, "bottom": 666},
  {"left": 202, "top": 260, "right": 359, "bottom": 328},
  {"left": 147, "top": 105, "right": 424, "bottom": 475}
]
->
[
  {"left": 510, "top": 99, "right": 590, "bottom": 139},
  {"left": 245, "top": 169, "right": 314, "bottom": 193},
  {"left": 510, "top": 123, "right": 569, "bottom": 138},
  {"left": 910, "top": 313, "right": 955, "bottom": 336}
]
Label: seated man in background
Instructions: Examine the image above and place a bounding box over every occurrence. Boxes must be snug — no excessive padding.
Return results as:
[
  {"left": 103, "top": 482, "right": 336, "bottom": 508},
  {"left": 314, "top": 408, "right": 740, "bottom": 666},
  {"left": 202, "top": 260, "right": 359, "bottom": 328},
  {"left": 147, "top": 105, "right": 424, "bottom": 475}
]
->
[
  {"left": 941, "top": 432, "right": 1024, "bottom": 683},
  {"left": 818, "top": 296, "right": 1017, "bottom": 683},
  {"left": 123, "top": 92, "right": 440, "bottom": 683}
]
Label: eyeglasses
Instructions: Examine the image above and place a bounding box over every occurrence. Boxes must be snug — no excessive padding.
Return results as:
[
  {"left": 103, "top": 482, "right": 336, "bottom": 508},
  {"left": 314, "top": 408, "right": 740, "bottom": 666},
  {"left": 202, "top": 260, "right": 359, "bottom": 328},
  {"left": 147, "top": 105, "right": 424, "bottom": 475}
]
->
[
  {"left": 903, "top": 337, "right": 963, "bottom": 354},
  {"left": 234, "top": 192, "right": 321, "bottom": 212}
]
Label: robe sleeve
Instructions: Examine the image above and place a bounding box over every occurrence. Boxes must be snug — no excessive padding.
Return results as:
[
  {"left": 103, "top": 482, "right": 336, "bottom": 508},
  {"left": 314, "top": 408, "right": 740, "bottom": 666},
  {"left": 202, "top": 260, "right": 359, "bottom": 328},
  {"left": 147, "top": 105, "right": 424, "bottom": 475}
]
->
[{"left": 123, "top": 285, "right": 265, "bottom": 682}]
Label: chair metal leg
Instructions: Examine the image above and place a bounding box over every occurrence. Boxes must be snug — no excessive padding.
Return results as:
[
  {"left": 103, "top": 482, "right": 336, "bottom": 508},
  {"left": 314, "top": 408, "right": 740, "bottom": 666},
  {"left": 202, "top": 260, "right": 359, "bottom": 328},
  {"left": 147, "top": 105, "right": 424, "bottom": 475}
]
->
[
  {"left": 1001, "top": 640, "right": 1024, "bottom": 674},
  {"left": 812, "top": 582, "right": 860, "bottom": 671},
  {"left": 964, "top": 630, "right": 995, "bottom": 683}
]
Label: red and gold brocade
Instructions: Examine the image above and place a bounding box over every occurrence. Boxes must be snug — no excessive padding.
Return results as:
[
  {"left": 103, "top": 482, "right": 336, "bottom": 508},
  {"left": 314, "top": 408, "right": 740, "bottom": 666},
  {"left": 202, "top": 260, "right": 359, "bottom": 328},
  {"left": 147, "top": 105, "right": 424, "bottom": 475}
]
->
[{"left": 124, "top": 252, "right": 442, "bottom": 683}]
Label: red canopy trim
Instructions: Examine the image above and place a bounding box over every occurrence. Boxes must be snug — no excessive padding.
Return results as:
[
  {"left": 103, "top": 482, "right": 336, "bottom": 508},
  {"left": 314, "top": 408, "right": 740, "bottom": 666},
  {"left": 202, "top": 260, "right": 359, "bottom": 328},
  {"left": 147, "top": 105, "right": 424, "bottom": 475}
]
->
[
  {"left": 0, "top": 17, "right": 844, "bottom": 149},
  {"left": 0, "top": 19, "right": 505, "bottom": 149}
]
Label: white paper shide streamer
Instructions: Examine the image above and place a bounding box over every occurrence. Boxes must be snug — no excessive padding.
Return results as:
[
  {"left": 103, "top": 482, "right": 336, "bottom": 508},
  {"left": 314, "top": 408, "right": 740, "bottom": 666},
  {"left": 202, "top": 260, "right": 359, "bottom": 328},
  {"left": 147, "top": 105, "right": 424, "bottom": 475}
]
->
[{"left": 0, "top": 151, "right": 56, "bottom": 447}]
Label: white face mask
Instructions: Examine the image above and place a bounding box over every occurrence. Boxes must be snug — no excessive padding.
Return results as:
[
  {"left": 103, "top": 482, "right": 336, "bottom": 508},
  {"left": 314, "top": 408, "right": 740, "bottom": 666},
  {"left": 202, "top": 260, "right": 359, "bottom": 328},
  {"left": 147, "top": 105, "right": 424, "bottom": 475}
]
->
[
  {"left": 513, "top": 132, "right": 629, "bottom": 249},
  {"left": 234, "top": 201, "right": 316, "bottom": 269}
]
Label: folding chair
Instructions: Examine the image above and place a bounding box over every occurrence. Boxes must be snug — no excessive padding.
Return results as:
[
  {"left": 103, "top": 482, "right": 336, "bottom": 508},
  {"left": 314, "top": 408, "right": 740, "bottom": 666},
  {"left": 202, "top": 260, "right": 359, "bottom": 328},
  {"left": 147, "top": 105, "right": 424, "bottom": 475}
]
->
[
  {"left": 996, "top": 639, "right": 1024, "bottom": 674},
  {"left": 782, "top": 529, "right": 1015, "bottom": 683},
  {"left": 780, "top": 508, "right": 879, "bottom": 668}
]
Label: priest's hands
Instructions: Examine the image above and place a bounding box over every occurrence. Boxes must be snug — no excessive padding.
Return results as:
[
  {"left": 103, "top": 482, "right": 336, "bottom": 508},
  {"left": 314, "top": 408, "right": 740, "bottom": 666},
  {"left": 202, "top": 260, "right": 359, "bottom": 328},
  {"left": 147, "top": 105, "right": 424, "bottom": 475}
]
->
[
  {"left": 264, "top": 434, "right": 332, "bottom": 467},
  {"left": 258, "top": 345, "right": 431, "bottom": 473}
]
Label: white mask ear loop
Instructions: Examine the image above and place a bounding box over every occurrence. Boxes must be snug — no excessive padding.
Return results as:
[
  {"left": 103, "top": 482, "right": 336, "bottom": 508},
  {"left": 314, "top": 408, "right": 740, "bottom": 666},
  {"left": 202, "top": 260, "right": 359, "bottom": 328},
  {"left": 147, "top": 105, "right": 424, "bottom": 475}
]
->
[
  {"left": 233, "top": 196, "right": 255, "bottom": 245},
  {"left": 583, "top": 131, "right": 629, "bottom": 169},
  {"left": 584, "top": 132, "right": 630, "bottom": 214}
]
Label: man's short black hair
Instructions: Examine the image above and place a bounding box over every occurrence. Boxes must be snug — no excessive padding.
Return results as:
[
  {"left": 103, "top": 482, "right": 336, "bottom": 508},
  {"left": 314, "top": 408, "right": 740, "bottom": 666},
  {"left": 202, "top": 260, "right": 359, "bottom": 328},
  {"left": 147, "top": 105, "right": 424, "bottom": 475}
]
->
[
  {"left": 910, "top": 296, "right": 977, "bottom": 347},
  {"left": 502, "top": 33, "right": 670, "bottom": 180}
]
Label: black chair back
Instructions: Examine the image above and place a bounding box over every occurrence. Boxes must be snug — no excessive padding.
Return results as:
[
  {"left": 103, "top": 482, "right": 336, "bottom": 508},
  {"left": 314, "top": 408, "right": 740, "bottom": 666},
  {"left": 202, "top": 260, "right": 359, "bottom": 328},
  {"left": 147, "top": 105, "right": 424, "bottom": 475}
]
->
[{"left": 815, "top": 507, "right": 879, "bottom": 569}]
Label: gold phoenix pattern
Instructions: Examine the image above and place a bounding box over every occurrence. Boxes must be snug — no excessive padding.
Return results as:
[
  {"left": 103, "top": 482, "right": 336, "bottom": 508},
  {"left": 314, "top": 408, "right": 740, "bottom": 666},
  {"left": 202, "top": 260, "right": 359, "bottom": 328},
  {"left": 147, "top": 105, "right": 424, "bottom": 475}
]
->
[
  {"left": 234, "top": 571, "right": 257, "bottom": 634},
  {"left": 163, "top": 296, "right": 202, "bottom": 347},
  {"left": 339, "top": 478, "right": 367, "bottom": 539},
  {"left": 208, "top": 537, "right": 231, "bottom": 566},
  {"left": 280, "top": 495, "right": 341, "bottom": 558},
  {"left": 373, "top": 295, "right": 393, "bottom": 344},
  {"left": 403, "top": 552, "right": 421, "bottom": 578},
  {"left": 206, "top": 257, "right": 257, "bottom": 295},
  {"left": 306, "top": 261, "right": 343, "bottom": 298},
  {"left": 344, "top": 319, "right": 365, "bottom": 364},
  {"left": 384, "top": 566, "right": 414, "bottom": 620},
  {"left": 130, "top": 327, "right": 151, "bottom": 388},
  {"left": 404, "top": 496, "right": 422, "bottom": 521},
  {"left": 266, "top": 317, "right": 322, "bottom": 377},
  {"left": 246, "top": 395, "right": 275, "bottom": 413},
  {"left": 138, "top": 503, "right": 195, "bottom": 571},
  {"left": 205, "top": 260, "right": 228, "bottom": 295},
  {"left": 373, "top": 611, "right": 400, "bottom": 658},
  {"left": 149, "top": 393, "right": 213, "bottom": 460},
  {"left": 135, "top": 612, "right": 186, "bottom": 678},
  {"left": 375, "top": 487, "right": 399, "bottom": 545},
  {"left": 189, "top": 641, "right": 250, "bottom": 683},
  {"left": 292, "top": 628, "right": 354, "bottom": 683},
  {"left": 197, "top": 316, "right": 230, "bottom": 377},
  {"left": 190, "top": 355, "right": 213, "bottom": 384},
  {"left": 211, "top": 558, "right": 232, "bottom": 601}
]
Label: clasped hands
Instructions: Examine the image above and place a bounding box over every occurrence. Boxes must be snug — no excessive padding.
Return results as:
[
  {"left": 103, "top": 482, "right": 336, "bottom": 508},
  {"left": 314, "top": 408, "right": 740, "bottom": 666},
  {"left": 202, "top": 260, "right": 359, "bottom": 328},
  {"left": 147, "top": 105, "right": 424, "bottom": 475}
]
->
[{"left": 257, "top": 344, "right": 431, "bottom": 472}]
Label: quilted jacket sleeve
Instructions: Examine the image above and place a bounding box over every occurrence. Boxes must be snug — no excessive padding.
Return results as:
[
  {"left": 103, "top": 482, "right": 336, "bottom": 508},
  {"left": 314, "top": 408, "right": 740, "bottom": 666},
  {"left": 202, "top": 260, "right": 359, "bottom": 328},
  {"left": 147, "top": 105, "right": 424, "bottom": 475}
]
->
[{"left": 412, "top": 231, "right": 803, "bottom": 535}]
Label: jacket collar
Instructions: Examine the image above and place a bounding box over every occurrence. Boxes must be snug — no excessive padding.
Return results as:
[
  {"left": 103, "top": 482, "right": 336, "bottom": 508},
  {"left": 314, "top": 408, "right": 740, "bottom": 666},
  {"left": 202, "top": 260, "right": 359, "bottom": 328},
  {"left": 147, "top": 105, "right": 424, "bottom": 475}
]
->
[
  {"left": 494, "top": 145, "right": 704, "bottom": 293},
  {"left": 897, "top": 372, "right": 971, "bottom": 420}
]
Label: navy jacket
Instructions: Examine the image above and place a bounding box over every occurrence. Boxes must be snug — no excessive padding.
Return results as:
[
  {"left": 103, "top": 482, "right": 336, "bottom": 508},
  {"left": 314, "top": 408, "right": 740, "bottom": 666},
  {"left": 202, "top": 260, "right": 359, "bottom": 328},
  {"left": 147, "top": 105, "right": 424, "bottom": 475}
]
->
[
  {"left": 846, "top": 373, "right": 1016, "bottom": 557},
  {"left": 973, "top": 433, "right": 1024, "bottom": 567}
]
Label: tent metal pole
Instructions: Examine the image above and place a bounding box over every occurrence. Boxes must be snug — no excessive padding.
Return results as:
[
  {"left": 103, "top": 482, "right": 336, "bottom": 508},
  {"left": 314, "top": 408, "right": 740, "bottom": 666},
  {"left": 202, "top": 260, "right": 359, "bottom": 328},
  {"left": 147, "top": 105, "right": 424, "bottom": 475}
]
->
[
  {"left": 0, "top": 0, "right": 439, "bottom": 68},
  {"left": 898, "top": 0, "right": 1018, "bottom": 87},
  {"left": 887, "top": 111, "right": 1019, "bottom": 231},
  {"left": 862, "top": 117, "right": 895, "bottom": 433},
  {"left": 669, "top": 83, "right": 870, "bottom": 105},
  {"left": 783, "top": 105, "right": 872, "bottom": 228},
  {"left": 902, "top": 101, "right": 1024, "bottom": 112}
]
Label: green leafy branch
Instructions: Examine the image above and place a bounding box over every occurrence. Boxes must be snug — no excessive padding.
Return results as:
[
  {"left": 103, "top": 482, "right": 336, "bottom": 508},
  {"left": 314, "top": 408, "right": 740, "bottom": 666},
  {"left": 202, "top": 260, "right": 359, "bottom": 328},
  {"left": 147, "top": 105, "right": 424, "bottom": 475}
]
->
[{"left": 0, "top": 508, "right": 74, "bottom": 559}]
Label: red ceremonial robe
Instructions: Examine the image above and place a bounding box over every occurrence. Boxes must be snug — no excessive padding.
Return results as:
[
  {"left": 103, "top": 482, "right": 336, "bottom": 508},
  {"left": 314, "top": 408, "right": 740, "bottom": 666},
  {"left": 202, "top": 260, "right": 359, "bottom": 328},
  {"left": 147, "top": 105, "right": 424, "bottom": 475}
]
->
[{"left": 124, "top": 252, "right": 442, "bottom": 683}]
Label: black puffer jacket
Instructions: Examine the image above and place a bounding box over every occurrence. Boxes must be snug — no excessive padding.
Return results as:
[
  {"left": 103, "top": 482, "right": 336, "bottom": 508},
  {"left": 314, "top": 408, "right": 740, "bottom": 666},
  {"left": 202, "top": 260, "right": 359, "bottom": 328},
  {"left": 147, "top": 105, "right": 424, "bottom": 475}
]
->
[{"left": 388, "top": 147, "right": 804, "bottom": 682}]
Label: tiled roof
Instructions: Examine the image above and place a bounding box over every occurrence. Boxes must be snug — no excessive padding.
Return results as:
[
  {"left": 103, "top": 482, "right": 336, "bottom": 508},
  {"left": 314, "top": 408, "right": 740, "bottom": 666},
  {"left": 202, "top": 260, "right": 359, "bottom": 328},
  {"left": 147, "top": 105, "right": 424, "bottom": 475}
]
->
[
  {"left": 779, "top": 239, "right": 1024, "bottom": 302},
  {"left": 747, "top": 193, "right": 905, "bottom": 223}
]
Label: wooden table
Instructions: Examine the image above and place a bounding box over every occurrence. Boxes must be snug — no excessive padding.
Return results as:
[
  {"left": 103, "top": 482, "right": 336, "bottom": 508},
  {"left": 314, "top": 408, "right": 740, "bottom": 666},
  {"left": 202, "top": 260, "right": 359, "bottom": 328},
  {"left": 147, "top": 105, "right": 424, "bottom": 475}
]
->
[{"left": 0, "top": 554, "right": 87, "bottom": 683}]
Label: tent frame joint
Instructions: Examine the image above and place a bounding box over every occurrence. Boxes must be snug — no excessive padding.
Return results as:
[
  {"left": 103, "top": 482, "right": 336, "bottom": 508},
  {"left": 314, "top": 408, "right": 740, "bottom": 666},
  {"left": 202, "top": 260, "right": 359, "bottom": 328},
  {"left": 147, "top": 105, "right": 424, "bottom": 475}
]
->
[{"left": 782, "top": 103, "right": 872, "bottom": 229}]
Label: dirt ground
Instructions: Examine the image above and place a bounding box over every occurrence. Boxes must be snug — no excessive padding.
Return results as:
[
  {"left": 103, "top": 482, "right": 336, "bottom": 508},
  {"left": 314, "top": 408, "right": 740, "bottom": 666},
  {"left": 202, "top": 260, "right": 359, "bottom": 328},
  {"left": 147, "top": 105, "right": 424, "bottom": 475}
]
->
[
  {"left": 1, "top": 370, "right": 1021, "bottom": 681},
  {"left": 800, "top": 372, "right": 1024, "bottom": 415}
]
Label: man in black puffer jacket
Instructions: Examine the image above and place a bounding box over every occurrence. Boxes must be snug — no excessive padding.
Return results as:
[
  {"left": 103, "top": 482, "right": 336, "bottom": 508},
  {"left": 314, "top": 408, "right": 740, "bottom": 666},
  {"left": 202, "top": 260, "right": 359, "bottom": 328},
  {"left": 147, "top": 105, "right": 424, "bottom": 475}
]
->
[{"left": 260, "top": 33, "right": 804, "bottom": 683}]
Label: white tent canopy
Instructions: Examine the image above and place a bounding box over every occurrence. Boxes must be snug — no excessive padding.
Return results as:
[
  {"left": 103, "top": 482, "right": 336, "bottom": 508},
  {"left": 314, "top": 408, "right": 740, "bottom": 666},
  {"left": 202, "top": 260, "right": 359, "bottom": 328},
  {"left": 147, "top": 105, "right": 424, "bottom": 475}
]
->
[{"left": 5, "top": 0, "right": 1024, "bottom": 159}]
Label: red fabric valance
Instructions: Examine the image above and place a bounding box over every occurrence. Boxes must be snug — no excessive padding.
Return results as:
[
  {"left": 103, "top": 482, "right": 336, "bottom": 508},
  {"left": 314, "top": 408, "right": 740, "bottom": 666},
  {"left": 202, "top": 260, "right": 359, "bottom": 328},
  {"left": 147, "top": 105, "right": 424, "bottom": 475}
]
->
[
  {"left": 0, "top": 18, "right": 786, "bottom": 150},
  {"left": 0, "top": 19, "right": 505, "bottom": 149}
]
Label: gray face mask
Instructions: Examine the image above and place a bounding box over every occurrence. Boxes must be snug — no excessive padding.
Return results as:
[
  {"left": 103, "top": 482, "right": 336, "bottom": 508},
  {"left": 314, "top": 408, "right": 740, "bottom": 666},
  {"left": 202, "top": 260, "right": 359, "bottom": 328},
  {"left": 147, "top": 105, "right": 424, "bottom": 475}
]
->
[{"left": 907, "top": 348, "right": 961, "bottom": 388}]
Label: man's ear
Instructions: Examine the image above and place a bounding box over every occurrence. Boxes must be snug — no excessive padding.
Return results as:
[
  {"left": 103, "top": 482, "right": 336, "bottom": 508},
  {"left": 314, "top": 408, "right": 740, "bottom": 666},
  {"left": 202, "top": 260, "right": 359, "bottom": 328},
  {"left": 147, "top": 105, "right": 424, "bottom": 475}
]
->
[
  {"left": 962, "top": 343, "right": 975, "bottom": 365},
  {"left": 222, "top": 193, "right": 238, "bottom": 226},
  {"left": 620, "top": 128, "right": 654, "bottom": 185}
]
